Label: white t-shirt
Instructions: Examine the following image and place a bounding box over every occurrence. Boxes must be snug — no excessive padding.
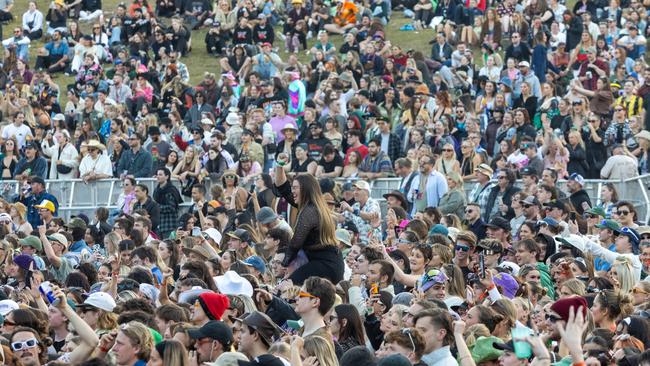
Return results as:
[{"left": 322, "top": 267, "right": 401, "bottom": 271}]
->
[{"left": 2, "top": 123, "right": 33, "bottom": 149}]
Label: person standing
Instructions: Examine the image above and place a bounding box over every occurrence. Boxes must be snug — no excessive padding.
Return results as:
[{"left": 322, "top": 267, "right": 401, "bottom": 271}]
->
[
  {"left": 20, "top": 176, "right": 58, "bottom": 228},
  {"left": 41, "top": 130, "right": 78, "bottom": 180},
  {"left": 153, "top": 168, "right": 182, "bottom": 239},
  {"left": 408, "top": 154, "right": 448, "bottom": 217}
]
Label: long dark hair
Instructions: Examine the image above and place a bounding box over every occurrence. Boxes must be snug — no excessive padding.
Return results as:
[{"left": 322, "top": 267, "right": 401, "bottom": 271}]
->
[
  {"left": 334, "top": 304, "right": 366, "bottom": 345},
  {"left": 295, "top": 174, "right": 336, "bottom": 246}
]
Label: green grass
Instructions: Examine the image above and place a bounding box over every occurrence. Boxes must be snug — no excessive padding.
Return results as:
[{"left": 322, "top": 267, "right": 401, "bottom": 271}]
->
[{"left": 9, "top": 1, "right": 433, "bottom": 102}]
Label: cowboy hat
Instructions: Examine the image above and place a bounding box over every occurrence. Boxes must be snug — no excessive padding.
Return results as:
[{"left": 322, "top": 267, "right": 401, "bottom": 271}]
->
[
  {"left": 214, "top": 270, "right": 254, "bottom": 297},
  {"left": 82, "top": 139, "right": 106, "bottom": 150}
]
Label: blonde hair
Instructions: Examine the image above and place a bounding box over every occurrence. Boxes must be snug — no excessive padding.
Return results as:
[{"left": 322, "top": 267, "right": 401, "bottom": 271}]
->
[
  {"left": 10, "top": 203, "right": 27, "bottom": 223},
  {"left": 447, "top": 171, "right": 463, "bottom": 189},
  {"left": 304, "top": 336, "right": 338, "bottom": 366},
  {"left": 613, "top": 256, "right": 636, "bottom": 294},
  {"left": 97, "top": 310, "right": 118, "bottom": 332},
  {"left": 463, "top": 324, "right": 490, "bottom": 348},
  {"left": 119, "top": 321, "right": 154, "bottom": 361},
  {"left": 561, "top": 278, "right": 586, "bottom": 297}
]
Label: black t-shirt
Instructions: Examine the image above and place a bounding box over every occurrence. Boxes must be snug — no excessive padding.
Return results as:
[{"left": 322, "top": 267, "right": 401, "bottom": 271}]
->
[{"left": 318, "top": 154, "right": 343, "bottom": 173}]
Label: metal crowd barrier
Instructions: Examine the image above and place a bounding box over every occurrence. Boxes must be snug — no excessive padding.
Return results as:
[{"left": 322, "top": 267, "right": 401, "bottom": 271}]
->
[{"left": 0, "top": 175, "right": 648, "bottom": 222}]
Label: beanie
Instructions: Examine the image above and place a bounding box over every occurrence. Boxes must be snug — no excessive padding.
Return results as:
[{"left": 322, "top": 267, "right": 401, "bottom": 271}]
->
[
  {"left": 198, "top": 292, "right": 230, "bottom": 321},
  {"left": 550, "top": 296, "right": 588, "bottom": 322},
  {"left": 13, "top": 254, "right": 36, "bottom": 271}
]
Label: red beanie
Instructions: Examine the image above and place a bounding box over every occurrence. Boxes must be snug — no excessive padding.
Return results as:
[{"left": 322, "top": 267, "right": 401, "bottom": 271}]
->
[
  {"left": 198, "top": 292, "right": 230, "bottom": 321},
  {"left": 550, "top": 296, "right": 588, "bottom": 322}
]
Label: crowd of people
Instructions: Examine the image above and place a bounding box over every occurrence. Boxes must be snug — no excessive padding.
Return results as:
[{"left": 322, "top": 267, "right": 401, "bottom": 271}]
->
[{"left": 0, "top": 0, "right": 649, "bottom": 365}]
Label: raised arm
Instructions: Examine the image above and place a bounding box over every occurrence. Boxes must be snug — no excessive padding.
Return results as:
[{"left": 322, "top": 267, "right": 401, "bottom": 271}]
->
[{"left": 53, "top": 285, "right": 100, "bottom": 363}]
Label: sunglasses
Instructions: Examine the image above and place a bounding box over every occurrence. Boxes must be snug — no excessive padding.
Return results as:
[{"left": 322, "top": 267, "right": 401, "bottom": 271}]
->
[
  {"left": 497, "top": 176, "right": 507, "bottom": 180},
  {"left": 523, "top": 204, "right": 534, "bottom": 208},
  {"left": 620, "top": 227, "right": 639, "bottom": 242},
  {"left": 545, "top": 314, "right": 563, "bottom": 323},
  {"left": 617, "top": 210, "right": 630, "bottom": 216},
  {"left": 455, "top": 245, "right": 470, "bottom": 252},
  {"left": 442, "top": 148, "right": 454, "bottom": 152},
  {"left": 11, "top": 338, "right": 38, "bottom": 352},
  {"left": 298, "top": 291, "right": 319, "bottom": 299}
]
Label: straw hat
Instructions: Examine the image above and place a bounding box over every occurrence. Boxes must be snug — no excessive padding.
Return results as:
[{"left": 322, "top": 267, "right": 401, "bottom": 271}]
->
[{"left": 82, "top": 139, "right": 106, "bottom": 150}]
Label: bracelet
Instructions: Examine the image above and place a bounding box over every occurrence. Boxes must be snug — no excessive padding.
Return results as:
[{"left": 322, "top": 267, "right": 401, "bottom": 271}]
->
[{"left": 99, "top": 346, "right": 110, "bottom": 353}]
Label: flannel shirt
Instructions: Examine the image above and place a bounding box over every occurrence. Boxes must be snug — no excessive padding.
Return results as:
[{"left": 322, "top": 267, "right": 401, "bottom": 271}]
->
[
  {"left": 358, "top": 151, "right": 394, "bottom": 176},
  {"left": 344, "top": 198, "right": 381, "bottom": 245},
  {"left": 153, "top": 183, "right": 182, "bottom": 236}
]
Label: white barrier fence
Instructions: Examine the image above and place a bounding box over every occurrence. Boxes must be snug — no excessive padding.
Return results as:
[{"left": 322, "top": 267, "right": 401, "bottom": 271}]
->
[{"left": 1, "top": 175, "right": 649, "bottom": 222}]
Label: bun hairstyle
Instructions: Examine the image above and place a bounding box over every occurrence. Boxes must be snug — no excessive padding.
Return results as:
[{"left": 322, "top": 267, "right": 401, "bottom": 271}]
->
[
  {"left": 597, "top": 289, "right": 634, "bottom": 320},
  {"left": 471, "top": 305, "right": 505, "bottom": 333}
]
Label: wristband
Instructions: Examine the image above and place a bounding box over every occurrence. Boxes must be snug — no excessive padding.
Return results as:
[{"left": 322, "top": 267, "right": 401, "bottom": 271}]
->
[
  {"left": 486, "top": 284, "right": 496, "bottom": 291},
  {"left": 572, "top": 362, "right": 585, "bottom": 366},
  {"left": 276, "top": 160, "right": 286, "bottom": 167},
  {"left": 100, "top": 346, "right": 110, "bottom": 353},
  {"left": 112, "top": 271, "right": 119, "bottom": 276}
]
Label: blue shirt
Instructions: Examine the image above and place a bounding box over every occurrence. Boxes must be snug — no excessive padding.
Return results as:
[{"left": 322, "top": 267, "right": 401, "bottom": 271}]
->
[
  {"left": 22, "top": 191, "right": 59, "bottom": 228},
  {"left": 45, "top": 41, "right": 69, "bottom": 56}
]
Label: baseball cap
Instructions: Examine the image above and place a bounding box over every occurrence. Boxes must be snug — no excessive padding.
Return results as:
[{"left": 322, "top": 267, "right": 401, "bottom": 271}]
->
[
  {"left": 543, "top": 200, "right": 566, "bottom": 212},
  {"left": 235, "top": 311, "right": 283, "bottom": 345},
  {"left": 336, "top": 229, "right": 352, "bottom": 247},
  {"left": 555, "top": 234, "right": 586, "bottom": 252},
  {"left": 585, "top": 206, "right": 606, "bottom": 218},
  {"left": 519, "top": 196, "right": 539, "bottom": 206},
  {"left": 256, "top": 207, "right": 278, "bottom": 225},
  {"left": 77, "top": 292, "right": 116, "bottom": 312},
  {"left": 568, "top": 173, "right": 585, "bottom": 186},
  {"left": 34, "top": 199, "right": 56, "bottom": 213},
  {"left": 19, "top": 235, "right": 43, "bottom": 252},
  {"left": 66, "top": 217, "right": 87, "bottom": 230},
  {"left": 419, "top": 268, "right": 448, "bottom": 292},
  {"left": 520, "top": 167, "right": 537, "bottom": 176},
  {"left": 242, "top": 255, "right": 266, "bottom": 274},
  {"left": 188, "top": 320, "right": 233, "bottom": 348},
  {"left": 0, "top": 300, "right": 19, "bottom": 316},
  {"left": 353, "top": 180, "right": 371, "bottom": 193},
  {"left": 47, "top": 233, "right": 69, "bottom": 249},
  {"left": 518, "top": 61, "right": 531, "bottom": 68},
  {"left": 486, "top": 217, "right": 510, "bottom": 231},
  {"left": 227, "top": 229, "right": 251, "bottom": 243},
  {"left": 595, "top": 219, "right": 620, "bottom": 231}
]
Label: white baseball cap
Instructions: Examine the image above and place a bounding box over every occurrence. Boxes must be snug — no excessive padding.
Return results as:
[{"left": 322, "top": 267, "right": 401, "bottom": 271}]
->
[{"left": 77, "top": 291, "right": 116, "bottom": 312}]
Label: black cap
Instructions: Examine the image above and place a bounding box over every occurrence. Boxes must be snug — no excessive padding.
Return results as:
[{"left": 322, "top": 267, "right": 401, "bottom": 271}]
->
[
  {"left": 486, "top": 216, "right": 511, "bottom": 231},
  {"left": 238, "top": 354, "right": 285, "bottom": 366},
  {"left": 24, "top": 142, "right": 39, "bottom": 150},
  {"left": 520, "top": 167, "right": 537, "bottom": 176},
  {"left": 543, "top": 199, "right": 567, "bottom": 212},
  {"left": 188, "top": 320, "right": 233, "bottom": 347},
  {"left": 30, "top": 176, "right": 45, "bottom": 185}
]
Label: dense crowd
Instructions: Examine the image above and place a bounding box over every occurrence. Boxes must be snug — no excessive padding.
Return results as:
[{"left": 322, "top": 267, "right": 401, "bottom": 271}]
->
[{"left": 0, "top": 0, "right": 649, "bottom": 365}]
